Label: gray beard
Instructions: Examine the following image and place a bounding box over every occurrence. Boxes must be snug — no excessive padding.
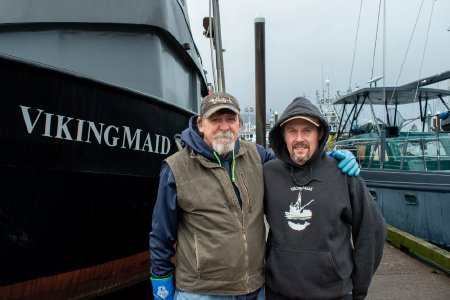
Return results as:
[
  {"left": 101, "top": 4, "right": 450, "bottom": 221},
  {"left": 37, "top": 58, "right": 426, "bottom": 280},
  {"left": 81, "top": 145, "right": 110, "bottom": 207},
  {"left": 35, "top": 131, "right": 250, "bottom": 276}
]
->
[{"left": 212, "top": 131, "right": 235, "bottom": 155}]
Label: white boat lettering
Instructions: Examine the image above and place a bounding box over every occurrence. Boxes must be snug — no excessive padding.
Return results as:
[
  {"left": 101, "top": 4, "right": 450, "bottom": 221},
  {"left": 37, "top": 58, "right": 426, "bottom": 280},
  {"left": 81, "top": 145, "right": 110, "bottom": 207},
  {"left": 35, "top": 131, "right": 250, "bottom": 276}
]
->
[
  {"left": 104, "top": 125, "right": 119, "bottom": 146},
  {"left": 20, "top": 105, "right": 43, "bottom": 134},
  {"left": 56, "top": 115, "right": 74, "bottom": 140},
  {"left": 19, "top": 105, "right": 171, "bottom": 154}
]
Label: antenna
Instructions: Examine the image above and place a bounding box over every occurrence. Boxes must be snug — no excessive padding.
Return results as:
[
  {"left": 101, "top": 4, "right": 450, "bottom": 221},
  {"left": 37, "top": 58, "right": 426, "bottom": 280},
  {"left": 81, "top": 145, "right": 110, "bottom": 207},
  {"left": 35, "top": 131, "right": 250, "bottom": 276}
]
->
[{"left": 367, "top": 76, "right": 383, "bottom": 87}]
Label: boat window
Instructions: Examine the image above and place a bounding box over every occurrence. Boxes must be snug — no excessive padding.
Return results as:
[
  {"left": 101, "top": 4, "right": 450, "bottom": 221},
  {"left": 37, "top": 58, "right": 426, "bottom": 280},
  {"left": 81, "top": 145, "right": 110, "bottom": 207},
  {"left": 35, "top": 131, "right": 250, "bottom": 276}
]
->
[
  {"left": 403, "top": 141, "right": 422, "bottom": 157},
  {"left": 403, "top": 194, "right": 418, "bottom": 206},
  {"left": 424, "top": 140, "right": 447, "bottom": 157},
  {"left": 402, "top": 140, "right": 447, "bottom": 157},
  {"left": 369, "top": 189, "right": 377, "bottom": 201},
  {"left": 370, "top": 143, "right": 389, "bottom": 161},
  {"left": 357, "top": 144, "right": 367, "bottom": 160}
]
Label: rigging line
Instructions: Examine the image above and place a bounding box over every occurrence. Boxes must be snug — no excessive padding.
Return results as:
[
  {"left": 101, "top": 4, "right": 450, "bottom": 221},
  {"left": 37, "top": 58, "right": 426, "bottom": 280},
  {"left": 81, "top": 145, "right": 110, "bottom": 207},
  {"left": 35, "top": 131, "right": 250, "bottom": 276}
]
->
[
  {"left": 413, "top": 0, "right": 436, "bottom": 104},
  {"left": 389, "top": 0, "right": 425, "bottom": 104},
  {"left": 348, "top": 0, "right": 363, "bottom": 93},
  {"left": 208, "top": 0, "right": 218, "bottom": 92},
  {"left": 370, "top": 0, "right": 382, "bottom": 81}
]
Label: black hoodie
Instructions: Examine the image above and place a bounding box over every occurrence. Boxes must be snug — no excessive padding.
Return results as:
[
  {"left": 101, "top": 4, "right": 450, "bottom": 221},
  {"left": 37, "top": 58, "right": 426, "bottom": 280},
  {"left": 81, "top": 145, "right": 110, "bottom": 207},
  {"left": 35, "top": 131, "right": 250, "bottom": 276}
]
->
[{"left": 264, "top": 97, "right": 386, "bottom": 300}]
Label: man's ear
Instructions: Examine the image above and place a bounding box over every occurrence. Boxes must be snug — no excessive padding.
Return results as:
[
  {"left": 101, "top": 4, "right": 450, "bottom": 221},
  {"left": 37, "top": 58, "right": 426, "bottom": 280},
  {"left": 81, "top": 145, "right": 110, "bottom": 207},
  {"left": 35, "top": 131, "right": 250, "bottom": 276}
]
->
[{"left": 197, "top": 117, "right": 204, "bottom": 133}]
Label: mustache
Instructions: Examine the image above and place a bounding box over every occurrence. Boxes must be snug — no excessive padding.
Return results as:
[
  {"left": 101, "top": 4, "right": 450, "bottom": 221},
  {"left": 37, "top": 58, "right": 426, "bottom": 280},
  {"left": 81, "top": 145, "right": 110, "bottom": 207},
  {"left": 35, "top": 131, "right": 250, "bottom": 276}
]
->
[
  {"left": 214, "top": 130, "right": 234, "bottom": 140},
  {"left": 292, "top": 141, "right": 309, "bottom": 148}
]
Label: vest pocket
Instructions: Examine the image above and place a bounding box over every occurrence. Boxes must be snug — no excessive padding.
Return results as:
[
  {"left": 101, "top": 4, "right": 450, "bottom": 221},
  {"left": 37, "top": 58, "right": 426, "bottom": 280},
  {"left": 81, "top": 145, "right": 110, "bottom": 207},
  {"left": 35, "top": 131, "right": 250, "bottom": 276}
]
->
[{"left": 191, "top": 231, "right": 246, "bottom": 281}]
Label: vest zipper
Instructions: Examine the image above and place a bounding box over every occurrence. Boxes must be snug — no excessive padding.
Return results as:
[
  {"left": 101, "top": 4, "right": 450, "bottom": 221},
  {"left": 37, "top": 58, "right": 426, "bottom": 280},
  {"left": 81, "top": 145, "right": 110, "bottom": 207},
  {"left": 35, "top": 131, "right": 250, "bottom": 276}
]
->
[
  {"left": 194, "top": 233, "right": 201, "bottom": 278},
  {"left": 239, "top": 172, "right": 252, "bottom": 212},
  {"left": 242, "top": 226, "right": 250, "bottom": 292}
]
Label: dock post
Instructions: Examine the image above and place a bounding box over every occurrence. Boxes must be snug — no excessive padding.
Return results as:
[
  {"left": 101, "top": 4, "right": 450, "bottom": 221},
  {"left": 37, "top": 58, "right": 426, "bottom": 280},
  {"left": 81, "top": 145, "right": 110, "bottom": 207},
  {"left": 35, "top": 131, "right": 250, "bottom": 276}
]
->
[{"left": 255, "top": 17, "right": 266, "bottom": 148}]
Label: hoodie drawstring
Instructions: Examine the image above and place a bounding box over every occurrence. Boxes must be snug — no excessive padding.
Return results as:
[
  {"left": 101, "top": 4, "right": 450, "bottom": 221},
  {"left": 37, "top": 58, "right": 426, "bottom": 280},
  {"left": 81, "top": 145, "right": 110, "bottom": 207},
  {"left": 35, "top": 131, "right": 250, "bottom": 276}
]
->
[
  {"left": 231, "top": 149, "right": 236, "bottom": 182},
  {"left": 213, "top": 149, "right": 236, "bottom": 182}
]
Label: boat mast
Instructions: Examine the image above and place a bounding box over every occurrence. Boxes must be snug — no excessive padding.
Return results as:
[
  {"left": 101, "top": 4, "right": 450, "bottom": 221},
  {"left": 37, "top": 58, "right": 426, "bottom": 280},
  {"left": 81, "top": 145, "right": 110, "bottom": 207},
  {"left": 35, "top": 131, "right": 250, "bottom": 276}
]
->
[
  {"left": 211, "top": 0, "right": 226, "bottom": 92},
  {"left": 382, "top": 0, "right": 386, "bottom": 105}
]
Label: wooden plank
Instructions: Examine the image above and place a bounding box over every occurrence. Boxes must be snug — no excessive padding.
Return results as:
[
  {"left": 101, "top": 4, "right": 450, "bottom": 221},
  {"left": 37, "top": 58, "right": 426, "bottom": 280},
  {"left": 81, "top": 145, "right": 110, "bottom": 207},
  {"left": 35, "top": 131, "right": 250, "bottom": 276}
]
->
[{"left": 387, "top": 225, "right": 450, "bottom": 274}]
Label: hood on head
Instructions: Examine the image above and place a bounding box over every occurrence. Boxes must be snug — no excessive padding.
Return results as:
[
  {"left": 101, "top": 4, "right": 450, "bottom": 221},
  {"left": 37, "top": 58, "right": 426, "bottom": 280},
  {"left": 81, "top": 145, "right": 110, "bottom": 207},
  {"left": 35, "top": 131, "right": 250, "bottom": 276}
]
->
[{"left": 269, "top": 97, "right": 330, "bottom": 166}]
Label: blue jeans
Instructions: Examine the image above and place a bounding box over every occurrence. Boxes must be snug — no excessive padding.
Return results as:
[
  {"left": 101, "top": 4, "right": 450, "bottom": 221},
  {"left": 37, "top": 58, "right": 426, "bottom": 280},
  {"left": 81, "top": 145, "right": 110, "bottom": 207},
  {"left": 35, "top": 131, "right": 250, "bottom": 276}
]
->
[{"left": 174, "top": 287, "right": 265, "bottom": 300}]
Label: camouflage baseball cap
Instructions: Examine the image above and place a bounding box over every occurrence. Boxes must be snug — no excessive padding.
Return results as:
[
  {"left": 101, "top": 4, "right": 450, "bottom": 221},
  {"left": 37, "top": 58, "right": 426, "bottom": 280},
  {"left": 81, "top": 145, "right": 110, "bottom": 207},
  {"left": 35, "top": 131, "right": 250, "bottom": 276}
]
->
[{"left": 200, "top": 92, "right": 240, "bottom": 118}]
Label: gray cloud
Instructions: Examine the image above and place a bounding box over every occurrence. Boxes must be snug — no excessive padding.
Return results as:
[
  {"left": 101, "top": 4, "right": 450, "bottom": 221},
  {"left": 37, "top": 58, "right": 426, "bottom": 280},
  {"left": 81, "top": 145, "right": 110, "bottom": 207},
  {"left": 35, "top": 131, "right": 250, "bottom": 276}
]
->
[{"left": 187, "top": 0, "right": 450, "bottom": 120}]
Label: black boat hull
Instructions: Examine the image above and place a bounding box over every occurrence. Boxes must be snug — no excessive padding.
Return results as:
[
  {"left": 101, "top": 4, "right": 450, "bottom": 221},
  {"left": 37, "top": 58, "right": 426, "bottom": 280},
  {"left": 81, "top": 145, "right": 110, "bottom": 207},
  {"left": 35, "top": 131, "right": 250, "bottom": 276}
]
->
[{"left": 0, "top": 55, "right": 194, "bottom": 298}]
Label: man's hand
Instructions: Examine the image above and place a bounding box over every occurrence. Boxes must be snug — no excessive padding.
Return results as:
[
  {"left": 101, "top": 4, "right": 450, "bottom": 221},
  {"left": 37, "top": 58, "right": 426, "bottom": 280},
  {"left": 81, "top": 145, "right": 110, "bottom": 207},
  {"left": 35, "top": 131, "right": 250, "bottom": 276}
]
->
[
  {"left": 327, "top": 150, "right": 360, "bottom": 176},
  {"left": 151, "top": 275, "right": 174, "bottom": 300}
]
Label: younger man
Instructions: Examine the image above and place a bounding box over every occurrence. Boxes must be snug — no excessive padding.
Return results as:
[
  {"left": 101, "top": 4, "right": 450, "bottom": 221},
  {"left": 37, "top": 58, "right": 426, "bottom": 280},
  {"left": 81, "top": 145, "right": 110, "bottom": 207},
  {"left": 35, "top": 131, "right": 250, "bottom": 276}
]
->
[{"left": 264, "top": 97, "right": 386, "bottom": 300}]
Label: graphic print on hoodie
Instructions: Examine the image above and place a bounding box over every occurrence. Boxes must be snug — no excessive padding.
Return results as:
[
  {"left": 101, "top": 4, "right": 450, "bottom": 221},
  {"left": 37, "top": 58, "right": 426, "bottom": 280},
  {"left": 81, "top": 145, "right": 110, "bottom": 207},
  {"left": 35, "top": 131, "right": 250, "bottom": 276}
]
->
[{"left": 285, "top": 186, "right": 314, "bottom": 231}]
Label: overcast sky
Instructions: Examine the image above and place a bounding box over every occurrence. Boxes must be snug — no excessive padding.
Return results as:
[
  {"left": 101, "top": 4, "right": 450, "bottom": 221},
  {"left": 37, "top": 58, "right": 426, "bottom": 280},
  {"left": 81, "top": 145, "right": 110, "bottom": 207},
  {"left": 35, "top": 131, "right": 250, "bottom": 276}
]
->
[{"left": 186, "top": 0, "right": 450, "bottom": 122}]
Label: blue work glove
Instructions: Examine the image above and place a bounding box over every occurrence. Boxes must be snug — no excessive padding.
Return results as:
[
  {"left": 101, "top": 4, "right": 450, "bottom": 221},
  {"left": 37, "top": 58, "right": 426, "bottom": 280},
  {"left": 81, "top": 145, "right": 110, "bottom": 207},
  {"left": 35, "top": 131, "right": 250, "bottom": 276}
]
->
[
  {"left": 439, "top": 111, "right": 449, "bottom": 120},
  {"left": 151, "top": 275, "right": 174, "bottom": 300},
  {"left": 327, "top": 150, "right": 360, "bottom": 177}
]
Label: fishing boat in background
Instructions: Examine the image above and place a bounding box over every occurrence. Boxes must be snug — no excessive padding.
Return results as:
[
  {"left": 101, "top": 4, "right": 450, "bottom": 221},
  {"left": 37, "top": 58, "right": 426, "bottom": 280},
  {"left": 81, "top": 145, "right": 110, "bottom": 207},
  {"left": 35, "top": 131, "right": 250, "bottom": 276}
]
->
[
  {"left": 240, "top": 106, "right": 256, "bottom": 142},
  {"left": 332, "top": 71, "right": 450, "bottom": 250},
  {"left": 316, "top": 79, "right": 341, "bottom": 135},
  {"left": 0, "top": 0, "right": 207, "bottom": 299},
  {"left": 315, "top": 79, "right": 342, "bottom": 151},
  {"left": 239, "top": 107, "right": 278, "bottom": 146},
  {"left": 240, "top": 121, "right": 256, "bottom": 142}
]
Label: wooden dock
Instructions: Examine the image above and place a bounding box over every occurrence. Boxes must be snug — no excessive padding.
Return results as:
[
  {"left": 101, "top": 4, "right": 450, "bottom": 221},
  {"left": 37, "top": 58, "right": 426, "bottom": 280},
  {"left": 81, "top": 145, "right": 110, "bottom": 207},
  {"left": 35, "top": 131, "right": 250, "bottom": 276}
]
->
[
  {"left": 367, "top": 228, "right": 450, "bottom": 300},
  {"left": 101, "top": 225, "right": 450, "bottom": 299}
]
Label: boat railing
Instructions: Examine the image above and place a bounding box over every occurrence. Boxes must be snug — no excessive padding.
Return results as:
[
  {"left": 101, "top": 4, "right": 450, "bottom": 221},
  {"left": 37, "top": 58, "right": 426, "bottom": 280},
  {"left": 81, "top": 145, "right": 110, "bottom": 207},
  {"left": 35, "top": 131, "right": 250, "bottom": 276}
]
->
[{"left": 334, "top": 133, "right": 450, "bottom": 172}]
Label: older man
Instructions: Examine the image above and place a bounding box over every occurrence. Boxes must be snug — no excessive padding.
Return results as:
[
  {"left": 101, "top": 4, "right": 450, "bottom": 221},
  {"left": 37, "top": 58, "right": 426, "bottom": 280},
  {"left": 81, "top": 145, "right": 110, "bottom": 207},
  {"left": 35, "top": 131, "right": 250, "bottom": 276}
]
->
[{"left": 149, "top": 92, "right": 360, "bottom": 300}]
